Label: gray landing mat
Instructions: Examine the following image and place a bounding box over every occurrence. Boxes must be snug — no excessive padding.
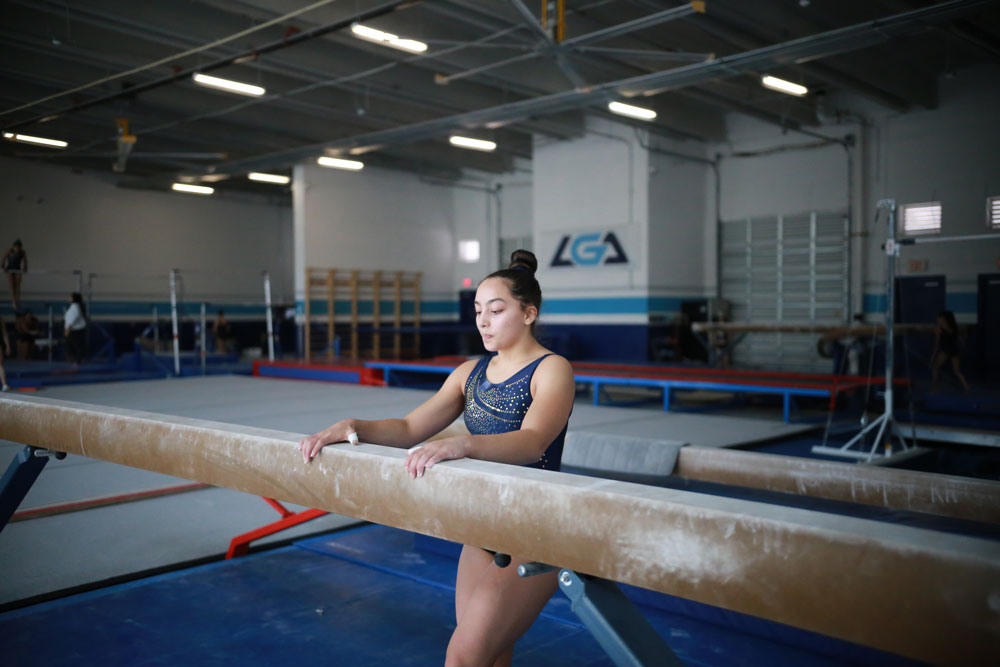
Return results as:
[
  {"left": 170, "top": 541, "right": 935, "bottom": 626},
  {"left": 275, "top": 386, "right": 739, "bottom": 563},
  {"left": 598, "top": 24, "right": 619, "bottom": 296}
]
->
[
  {"left": 567, "top": 403, "right": 814, "bottom": 448},
  {"left": 0, "top": 488, "right": 358, "bottom": 605}
]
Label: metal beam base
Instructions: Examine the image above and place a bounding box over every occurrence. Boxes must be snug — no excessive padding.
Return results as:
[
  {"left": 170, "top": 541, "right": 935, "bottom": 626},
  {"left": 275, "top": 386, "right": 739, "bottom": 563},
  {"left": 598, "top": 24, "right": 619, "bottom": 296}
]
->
[
  {"left": 557, "top": 569, "right": 682, "bottom": 667},
  {"left": 0, "top": 445, "right": 65, "bottom": 533}
]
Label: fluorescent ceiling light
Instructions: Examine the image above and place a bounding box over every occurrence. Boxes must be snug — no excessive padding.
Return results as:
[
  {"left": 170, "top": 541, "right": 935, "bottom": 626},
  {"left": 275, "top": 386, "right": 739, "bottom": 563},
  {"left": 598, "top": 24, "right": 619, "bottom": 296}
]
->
[
  {"left": 458, "top": 240, "right": 480, "bottom": 263},
  {"left": 761, "top": 75, "right": 808, "bottom": 97},
  {"left": 449, "top": 136, "right": 496, "bottom": 152},
  {"left": 172, "top": 183, "right": 214, "bottom": 195},
  {"left": 192, "top": 72, "right": 265, "bottom": 97},
  {"left": 3, "top": 131, "right": 68, "bottom": 148},
  {"left": 607, "top": 101, "right": 657, "bottom": 121},
  {"left": 248, "top": 172, "right": 290, "bottom": 184},
  {"left": 317, "top": 156, "right": 364, "bottom": 171},
  {"left": 351, "top": 23, "right": 427, "bottom": 53}
]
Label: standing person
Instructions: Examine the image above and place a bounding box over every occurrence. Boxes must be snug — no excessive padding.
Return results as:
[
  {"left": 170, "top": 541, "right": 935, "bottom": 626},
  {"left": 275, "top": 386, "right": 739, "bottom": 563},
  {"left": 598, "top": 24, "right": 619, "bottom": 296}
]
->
[
  {"left": 2, "top": 239, "right": 27, "bottom": 311},
  {"left": 64, "top": 292, "right": 87, "bottom": 366},
  {"left": 212, "top": 309, "right": 234, "bottom": 355},
  {"left": 298, "top": 250, "right": 575, "bottom": 667},
  {"left": 0, "top": 314, "right": 11, "bottom": 391},
  {"left": 931, "top": 309, "right": 969, "bottom": 392}
]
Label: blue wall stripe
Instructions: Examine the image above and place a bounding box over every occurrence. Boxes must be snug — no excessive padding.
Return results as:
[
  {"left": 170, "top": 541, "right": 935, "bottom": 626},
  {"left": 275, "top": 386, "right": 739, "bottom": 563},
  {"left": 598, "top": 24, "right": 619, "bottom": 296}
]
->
[{"left": 4, "top": 291, "right": 977, "bottom": 321}]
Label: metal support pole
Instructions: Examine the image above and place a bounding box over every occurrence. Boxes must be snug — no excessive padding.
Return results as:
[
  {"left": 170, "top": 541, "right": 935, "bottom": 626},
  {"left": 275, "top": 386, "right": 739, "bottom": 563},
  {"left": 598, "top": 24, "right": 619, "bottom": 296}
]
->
[
  {"left": 85, "top": 271, "right": 94, "bottom": 360},
  {"left": 0, "top": 446, "right": 65, "bottom": 533},
  {"left": 169, "top": 269, "right": 181, "bottom": 376},
  {"left": 812, "top": 199, "right": 914, "bottom": 461},
  {"left": 200, "top": 302, "right": 207, "bottom": 375},
  {"left": 264, "top": 271, "right": 275, "bottom": 361},
  {"left": 46, "top": 305, "right": 53, "bottom": 364},
  {"left": 557, "top": 569, "right": 682, "bottom": 667},
  {"left": 883, "top": 199, "right": 897, "bottom": 455},
  {"left": 152, "top": 306, "right": 159, "bottom": 351}
]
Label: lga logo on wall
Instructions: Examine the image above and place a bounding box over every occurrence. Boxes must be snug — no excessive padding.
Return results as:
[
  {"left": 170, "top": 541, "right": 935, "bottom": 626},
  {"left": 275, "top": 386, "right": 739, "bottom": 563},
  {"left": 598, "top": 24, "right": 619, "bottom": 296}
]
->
[{"left": 550, "top": 231, "right": 630, "bottom": 268}]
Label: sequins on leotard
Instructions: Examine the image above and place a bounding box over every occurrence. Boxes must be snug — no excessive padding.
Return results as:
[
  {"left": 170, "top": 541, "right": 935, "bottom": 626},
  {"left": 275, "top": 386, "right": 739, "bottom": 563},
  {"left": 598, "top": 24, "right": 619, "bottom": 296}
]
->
[{"left": 463, "top": 354, "right": 567, "bottom": 471}]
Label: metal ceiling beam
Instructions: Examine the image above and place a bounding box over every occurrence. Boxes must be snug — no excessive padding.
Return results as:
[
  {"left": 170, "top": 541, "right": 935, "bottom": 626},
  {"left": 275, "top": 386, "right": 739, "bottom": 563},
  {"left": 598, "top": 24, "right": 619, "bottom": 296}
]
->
[
  {"left": 687, "top": 5, "right": 923, "bottom": 111},
  {"left": 559, "top": 1, "right": 704, "bottom": 47},
  {"left": 10, "top": 1, "right": 583, "bottom": 145},
  {"left": 213, "top": 0, "right": 990, "bottom": 174},
  {"left": 440, "top": 2, "right": 707, "bottom": 89},
  {"left": 505, "top": 0, "right": 588, "bottom": 89},
  {"left": 2, "top": 0, "right": 422, "bottom": 132},
  {"left": 568, "top": 47, "right": 712, "bottom": 62}
]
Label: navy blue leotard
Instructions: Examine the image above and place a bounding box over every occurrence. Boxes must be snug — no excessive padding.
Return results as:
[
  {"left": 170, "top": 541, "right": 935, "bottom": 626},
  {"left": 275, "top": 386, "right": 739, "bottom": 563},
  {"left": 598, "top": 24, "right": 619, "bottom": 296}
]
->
[{"left": 463, "top": 354, "right": 567, "bottom": 471}]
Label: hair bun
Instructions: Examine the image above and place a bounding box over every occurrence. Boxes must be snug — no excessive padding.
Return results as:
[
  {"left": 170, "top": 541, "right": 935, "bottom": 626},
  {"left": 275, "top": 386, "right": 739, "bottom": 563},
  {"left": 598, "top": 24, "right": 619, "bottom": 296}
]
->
[{"left": 508, "top": 249, "right": 537, "bottom": 276}]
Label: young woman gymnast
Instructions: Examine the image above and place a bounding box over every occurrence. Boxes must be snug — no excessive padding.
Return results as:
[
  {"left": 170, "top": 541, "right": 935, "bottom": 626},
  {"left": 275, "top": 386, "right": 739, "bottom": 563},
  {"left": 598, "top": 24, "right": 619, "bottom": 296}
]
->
[{"left": 298, "top": 249, "right": 575, "bottom": 666}]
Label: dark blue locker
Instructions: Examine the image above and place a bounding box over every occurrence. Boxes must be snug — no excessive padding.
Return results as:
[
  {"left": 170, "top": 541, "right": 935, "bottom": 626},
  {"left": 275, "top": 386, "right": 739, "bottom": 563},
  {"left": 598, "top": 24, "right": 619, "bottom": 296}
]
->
[
  {"left": 894, "top": 275, "right": 946, "bottom": 379},
  {"left": 978, "top": 273, "right": 1000, "bottom": 382}
]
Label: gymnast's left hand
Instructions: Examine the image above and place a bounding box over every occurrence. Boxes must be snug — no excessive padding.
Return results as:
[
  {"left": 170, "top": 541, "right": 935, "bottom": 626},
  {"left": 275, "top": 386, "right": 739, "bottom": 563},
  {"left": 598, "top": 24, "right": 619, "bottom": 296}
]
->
[{"left": 405, "top": 436, "right": 470, "bottom": 479}]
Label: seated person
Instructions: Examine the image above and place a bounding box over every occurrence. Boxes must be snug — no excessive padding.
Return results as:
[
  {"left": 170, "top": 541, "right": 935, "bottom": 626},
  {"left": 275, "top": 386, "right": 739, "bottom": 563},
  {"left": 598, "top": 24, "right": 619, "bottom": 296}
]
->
[
  {"left": 213, "top": 309, "right": 235, "bottom": 355},
  {"left": 15, "top": 309, "right": 40, "bottom": 360}
]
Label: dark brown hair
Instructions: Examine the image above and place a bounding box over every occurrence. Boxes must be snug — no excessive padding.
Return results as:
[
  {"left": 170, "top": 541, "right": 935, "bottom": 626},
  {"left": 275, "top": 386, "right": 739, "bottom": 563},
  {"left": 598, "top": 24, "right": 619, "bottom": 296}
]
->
[{"left": 483, "top": 249, "right": 542, "bottom": 324}]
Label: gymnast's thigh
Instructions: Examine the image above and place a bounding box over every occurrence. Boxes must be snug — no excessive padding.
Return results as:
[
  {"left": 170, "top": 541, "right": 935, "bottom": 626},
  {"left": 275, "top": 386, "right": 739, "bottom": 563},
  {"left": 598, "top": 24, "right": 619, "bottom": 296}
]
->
[{"left": 448, "top": 551, "right": 558, "bottom": 665}]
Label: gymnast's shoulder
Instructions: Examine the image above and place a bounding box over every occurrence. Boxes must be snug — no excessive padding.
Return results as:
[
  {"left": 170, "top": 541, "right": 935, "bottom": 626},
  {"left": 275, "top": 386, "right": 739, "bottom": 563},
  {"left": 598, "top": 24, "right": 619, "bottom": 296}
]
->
[{"left": 534, "top": 353, "right": 573, "bottom": 383}]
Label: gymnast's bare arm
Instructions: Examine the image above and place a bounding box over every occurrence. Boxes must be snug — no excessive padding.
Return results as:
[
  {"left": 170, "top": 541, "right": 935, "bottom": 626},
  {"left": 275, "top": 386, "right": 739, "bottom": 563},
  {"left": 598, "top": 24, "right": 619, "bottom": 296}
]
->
[
  {"left": 404, "top": 354, "right": 575, "bottom": 478},
  {"left": 298, "top": 359, "right": 477, "bottom": 463}
]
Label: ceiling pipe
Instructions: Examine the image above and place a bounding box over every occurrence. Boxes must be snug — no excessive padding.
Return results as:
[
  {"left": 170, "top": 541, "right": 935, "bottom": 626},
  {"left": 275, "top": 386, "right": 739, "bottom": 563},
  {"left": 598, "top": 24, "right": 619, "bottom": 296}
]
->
[
  {"left": 0, "top": 0, "right": 343, "bottom": 118},
  {"left": 212, "top": 0, "right": 990, "bottom": 174},
  {"left": 2, "top": 0, "right": 422, "bottom": 132},
  {"left": 437, "top": 1, "right": 704, "bottom": 87},
  {"left": 8, "top": 7, "right": 582, "bottom": 149}
]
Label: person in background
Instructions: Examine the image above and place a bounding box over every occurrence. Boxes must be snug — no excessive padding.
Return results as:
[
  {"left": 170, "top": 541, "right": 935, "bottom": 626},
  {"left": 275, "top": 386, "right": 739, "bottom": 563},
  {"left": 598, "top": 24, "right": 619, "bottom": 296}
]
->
[
  {"left": 0, "top": 314, "right": 11, "bottom": 391},
  {"left": 2, "top": 239, "right": 28, "bottom": 311},
  {"left": 930, "top": 309, "right": 970, "bottom": 392},
  {"left": 64, "top": 292, "right": 87, "bottom": 366},
  {"left": 213, "top": 309, "right": 234, "bottom": 355},
  {"left": 16, "top": 309, "right": 41, "bottom": 360}
]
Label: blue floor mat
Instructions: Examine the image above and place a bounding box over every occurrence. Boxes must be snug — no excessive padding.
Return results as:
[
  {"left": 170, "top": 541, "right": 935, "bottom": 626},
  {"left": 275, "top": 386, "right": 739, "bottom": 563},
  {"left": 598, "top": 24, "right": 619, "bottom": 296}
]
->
[{"left": 2, "top": 524, "right": 919, "bottom": 666}]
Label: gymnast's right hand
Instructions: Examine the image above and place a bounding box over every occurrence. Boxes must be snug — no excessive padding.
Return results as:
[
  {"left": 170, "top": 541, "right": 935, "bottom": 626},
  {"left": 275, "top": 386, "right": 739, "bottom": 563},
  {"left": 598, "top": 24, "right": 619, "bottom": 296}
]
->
[{"left": 299, "top": 420, "right": 358, "bottom": 463}]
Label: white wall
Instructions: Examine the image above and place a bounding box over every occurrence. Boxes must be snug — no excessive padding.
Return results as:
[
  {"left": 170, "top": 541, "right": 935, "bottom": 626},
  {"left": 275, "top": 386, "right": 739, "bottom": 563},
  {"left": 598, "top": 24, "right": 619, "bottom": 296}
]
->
[
  {"left": 647, "top": 137, "right": 715, "bottom": 309},
  {"left": 450, "top": 163, "right": 534, "bottom": 291},
  {"left": 717, "top": 116, "right": 851, "bottom": 222},
  {"left": 293, "top": 161, "right": 462, "bottom": 318},
  {"left": 533, "top": 117, "right": 650, "bottom": 322},
  {"left": 0, "top": 157, "right": 292, "bottom": 314}
]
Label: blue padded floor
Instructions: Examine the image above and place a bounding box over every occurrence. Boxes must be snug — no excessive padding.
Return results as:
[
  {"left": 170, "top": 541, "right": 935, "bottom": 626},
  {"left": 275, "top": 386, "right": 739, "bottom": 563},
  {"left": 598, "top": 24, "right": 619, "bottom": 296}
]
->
[{"left": 2, "top": 524, "right": 919, "bottom": 666}]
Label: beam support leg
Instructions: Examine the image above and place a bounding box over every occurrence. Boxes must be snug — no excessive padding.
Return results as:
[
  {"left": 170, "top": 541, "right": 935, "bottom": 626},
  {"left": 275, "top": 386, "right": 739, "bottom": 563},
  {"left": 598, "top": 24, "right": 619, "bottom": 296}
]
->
[
  {"left": 557, "top": 569, "right": 682, "bottom": 667},
  {"left": 0, "top": 446, "right": 64, "bottom": 533}
]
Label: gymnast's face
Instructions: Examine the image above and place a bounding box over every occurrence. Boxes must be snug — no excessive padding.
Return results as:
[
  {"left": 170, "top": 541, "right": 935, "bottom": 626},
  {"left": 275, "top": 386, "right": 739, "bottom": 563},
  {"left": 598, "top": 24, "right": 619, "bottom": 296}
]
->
[{"left": 475, "top": 277, "right": 535, "bottom": 351}]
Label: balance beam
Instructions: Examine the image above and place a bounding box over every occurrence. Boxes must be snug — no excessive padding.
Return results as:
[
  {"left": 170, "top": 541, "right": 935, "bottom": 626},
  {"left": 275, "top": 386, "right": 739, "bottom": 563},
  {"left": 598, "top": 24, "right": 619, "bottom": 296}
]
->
[
  {"left": 1, "top": 394, "right": 998, "bottom": 664},
  {"left": 690, "top": 321, "right": 941, "bottom": 336},
  {"left": 675, "top": 446, "right": 1000, "bottom": 524}
]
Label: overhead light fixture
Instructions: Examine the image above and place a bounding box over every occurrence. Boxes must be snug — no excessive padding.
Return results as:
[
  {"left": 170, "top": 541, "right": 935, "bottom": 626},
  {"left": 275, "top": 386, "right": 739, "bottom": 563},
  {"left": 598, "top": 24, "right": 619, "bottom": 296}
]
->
[
  {"left": 172, "top": 183, "right": 214, "bottom": 195},
  {"left": 449, "top": 136, "right": 496, "bottom": 152},
  {"left": 351, "top": 23, "right": 427, "bottom": 53},
  {"left": 191, "top": 72, "right": 265, "bottom": 97},
  {"left": 3, "top": 131, "right": 68, "bottom": 148},
  {"left": 607, "top": 101, "right": 657, "bottom": 121},
  {"left": 458, "top": 240, "right": 480, "bottom": 263},
  {"left": 317, "top": 156, "right": 364, "bottom": 171},
  {"left": 248, "top": 172, "right": 290, "bottom": 184},
  {"left": 761, "top": 75, "right": 808, "bottom": 97}
]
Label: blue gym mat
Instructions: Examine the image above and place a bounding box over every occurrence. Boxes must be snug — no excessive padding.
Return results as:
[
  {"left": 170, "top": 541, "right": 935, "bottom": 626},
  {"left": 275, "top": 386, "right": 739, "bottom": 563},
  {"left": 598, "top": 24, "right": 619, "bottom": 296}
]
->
[{"left": 1, "top": 524, "right": 920, "bottom": 666}]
